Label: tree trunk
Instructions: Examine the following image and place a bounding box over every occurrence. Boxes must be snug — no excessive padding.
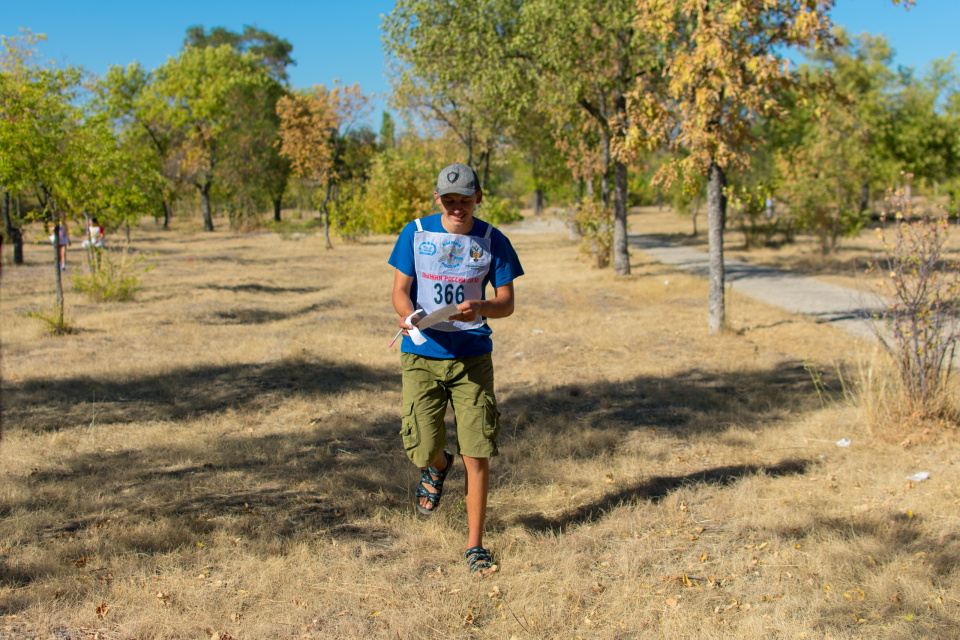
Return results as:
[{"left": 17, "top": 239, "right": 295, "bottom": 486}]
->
[
  {"left": 859, "top": 181, "right": 869, "bottom": 214},
  {"left": 2, "top": 188, "right": 21, "bottom": 264},
  {"left": 200, "top": 181, "right": 214, "bottom": 231},
  {"left": 691, "top": 193, "right": 702, "bottom": 237},
  {"left": 162, "top": 199, "right": 172, "bottom": 229},
  {"left": 533, "top": 189, "right": 544, "bottom": 217},
  {"left": 84, "top": 213, "right": 95, "bottom": 271},
  {"left": 53, "top": 218, "right": 64, "bottom": 327},
  {"left": 612, "top": 159, "right": 630, "bottom": 276},
  {"left": 273, "top": 196, "right": 282, "bottom": 223},
  {"left": 319, "top": 182, "right": 333, "bottom": 250},
  {"left": 569, "top": 178, "right": 583, "bottom": 241},
  {"left": 2, "top": 188, "right": 11, "bottom": 241},
  {"left": 707, "top": 160, "right": 726, "bottom": 335},
  {"left": 482, "top": 151, "right": 491, "bottom": 192},
  {"left": 600, "top": 130, "right": 611, "bottom": 210}
]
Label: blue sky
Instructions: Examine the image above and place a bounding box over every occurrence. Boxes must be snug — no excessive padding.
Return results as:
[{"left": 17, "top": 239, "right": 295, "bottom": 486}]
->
[{"left": 3, "top": 1, "right": 958, "bottom": 127}]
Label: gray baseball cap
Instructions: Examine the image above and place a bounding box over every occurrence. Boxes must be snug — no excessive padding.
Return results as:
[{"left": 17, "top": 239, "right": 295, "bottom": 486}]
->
[{"left": 436, "top": 163, "right": 480, "bottom": 196}]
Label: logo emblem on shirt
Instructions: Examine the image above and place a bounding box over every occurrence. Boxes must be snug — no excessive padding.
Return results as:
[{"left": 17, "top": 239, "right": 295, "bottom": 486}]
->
[
  {"left": 469, "top": 244, "right": 484, "bottom": 262},
  {"left": 439, "top": 240, "right": 465, "bottom": 268},
  {"left": 418, "top": 241, "right": 437, "bottom": 256}
]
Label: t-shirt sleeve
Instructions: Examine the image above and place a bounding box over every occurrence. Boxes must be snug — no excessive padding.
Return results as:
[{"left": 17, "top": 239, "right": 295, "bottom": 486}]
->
[
  {"left": 488, "top": 231, "right": 524, "bottom": 289},
  {"left": 388, "top": 222, "right": 416, "bottom": 276}
]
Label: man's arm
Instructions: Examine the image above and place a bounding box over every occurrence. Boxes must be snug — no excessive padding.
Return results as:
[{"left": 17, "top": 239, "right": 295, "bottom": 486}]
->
[
  {"left": 450, "top": 282, "right": 515, "bottom": 324},
  {"left": 392, "top": 270, "right": 419, "bottom": 331}
]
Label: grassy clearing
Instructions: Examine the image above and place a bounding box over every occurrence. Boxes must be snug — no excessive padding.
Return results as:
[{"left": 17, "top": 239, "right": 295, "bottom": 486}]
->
[{"left": 1, "top": 215, "right": 959, "bottom": 639}]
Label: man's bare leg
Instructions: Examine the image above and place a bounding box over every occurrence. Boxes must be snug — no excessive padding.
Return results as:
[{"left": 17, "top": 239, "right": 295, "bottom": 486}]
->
[{"left": 463, "top": 455, "right": 497, "bottom": 575}]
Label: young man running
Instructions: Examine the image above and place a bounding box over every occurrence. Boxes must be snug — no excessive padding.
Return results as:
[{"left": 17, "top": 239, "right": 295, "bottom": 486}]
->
[{"left": 388, "top": 162, "right": 523, "bottom": 576}]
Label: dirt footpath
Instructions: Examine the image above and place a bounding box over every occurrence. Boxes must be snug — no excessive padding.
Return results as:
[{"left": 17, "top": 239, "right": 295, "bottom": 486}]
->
[
  {"left": 503, "top": 215, "right": 885, "bottom": 341},
  {"left": 627, "top": 235, "right": 887, "bottom": 341}
]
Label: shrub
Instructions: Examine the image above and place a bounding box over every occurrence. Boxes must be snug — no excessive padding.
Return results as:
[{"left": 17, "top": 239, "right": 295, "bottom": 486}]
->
[
  {"left": 726, "top": 183, "right": 793, "bottom": 249},
  {"left": 868, "top": 187, "right": 960, "bottom": 420},
  {"left": 362, "top": 145, "right": 440, "bottom": 234},
  {"left": 479, "top": 195, "right": 523, "bottom": 227},
  {"left": 73, "top": 248, "right": 153, "bottom": 302},
  {"left": 22, "top": 306, "right": 73, "bottom": 335},
  {"left": 328, "top": 180, "right": 370, "bottom": 241},
  {"left": 572, "top": 201, "right": 612, "bottom": 268}
]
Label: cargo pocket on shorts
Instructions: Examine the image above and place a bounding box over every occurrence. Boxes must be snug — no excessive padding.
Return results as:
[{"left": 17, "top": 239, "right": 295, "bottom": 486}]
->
[
  {"left": 399, "top": 402, "right": 420, "bottom": 452},
  {"left": 481, "top": 394, "right": 501, "bottom": 441}
]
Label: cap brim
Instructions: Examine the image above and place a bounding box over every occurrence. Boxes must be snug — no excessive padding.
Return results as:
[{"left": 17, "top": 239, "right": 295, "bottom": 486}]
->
[{"left": 437, "top": 186, "right": 480, "bottom": 196}]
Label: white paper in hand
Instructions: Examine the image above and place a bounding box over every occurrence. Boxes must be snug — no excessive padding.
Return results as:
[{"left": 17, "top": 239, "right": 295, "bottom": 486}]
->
[
  {"left": 415, "top": 303, "right": 461, "bottom": 330},
  {"left": 407, "top": 303, "right": 460, "bottom": 345}
]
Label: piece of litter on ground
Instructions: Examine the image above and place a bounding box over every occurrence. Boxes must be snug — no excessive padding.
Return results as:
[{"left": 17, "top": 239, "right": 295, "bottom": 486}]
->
[
  {"left": 532, "top": 329, "right": 544, "bottom": 334},
  {"left": 836, "top": 438, "right": 851, "bottom": 447},
  {"left": 511, "top": 352, "right": 523, "bottom": 358},
  {"left": 905, "top": 472, "right": 930, "bottom": 482},
  {"left": 819, "top": 454, "right": 826, "bottom": 459},
  {"left": 664, "top": 280, "right": 670, "bottom": 285}
]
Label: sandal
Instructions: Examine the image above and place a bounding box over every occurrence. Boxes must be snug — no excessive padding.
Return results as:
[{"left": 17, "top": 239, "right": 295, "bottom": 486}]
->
[
  {"left": 465, "top": 547, "right": 499, "bottom": 576},
  {"left": 415, "top": 450, "right": 453, "bottom": 516}
]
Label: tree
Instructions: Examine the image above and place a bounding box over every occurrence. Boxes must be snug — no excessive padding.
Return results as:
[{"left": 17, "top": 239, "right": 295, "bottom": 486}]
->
[
  {"left": 97, "top": 62, "right": 184, "bottom": 228},
  {"left": 879, "top": 58, "right": 960, "bottom": 192},
  {"left": 276, "top": 83, "right": 370, "bottom": 248},
  {"left": 516, "top": 0, "right": 660, "bottom": 275},
  {"left": 0, "top": 30, "right": 87, "bottom": 327},
  {"left": 767, "top": 32, "right": 896, "bottom": 253},
  {"left": 184, "top": 24, "right": 295, "bottom": 83},
  {"left": 383, "top": 0, "right": 522, "bottom": 187},
  {"left": 149, "top": 45, "right": 270, "bottom": 231},
  {"left": 185, "top": 26, "right": 295, "bottom": 223},
  {"left": 379, "top": 111, "right": 396, "bottom": 150},
  {"left": 628, "top": 0, "right": 835, "bottom": 333}
]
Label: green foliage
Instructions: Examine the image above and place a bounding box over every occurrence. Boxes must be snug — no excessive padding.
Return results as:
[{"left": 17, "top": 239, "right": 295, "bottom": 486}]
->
[
  {"left": 870, "top": 190, "right": 960, "bottom": 419},
  {"left": 572, "top": 201, "right": 612, "bottom": 269},
  {"left": 771, "top": 69, "right": 873, "bottom": 254},
  {"left": 73, "top": 248, "right": 153, "bottom": 302},
  {"left": 0, "top": 30, "right": 86, "bottom": 209},
  {"left": 150, "top": 43, "right": 272, "bottom": 230},
  {"left": 379, "top": 111, "right": 396, "bottom": 150},
  {"left": 327, "top": 179, "right": 369, "bottom": 240},
  {"left": 184, "top": 25, "right": 295, "bottom": 84},
  {"left": 478, "top": 195, "right": 522, "bottom": 227},
  {"left": 360, "top": 142, "right": 442, "bottom": 234},
  {"left": 726, "top": 183, "right": 793, "bottom": 249},
  {"left": 383, "top": 0, "right": 520, "bottom": 172}
]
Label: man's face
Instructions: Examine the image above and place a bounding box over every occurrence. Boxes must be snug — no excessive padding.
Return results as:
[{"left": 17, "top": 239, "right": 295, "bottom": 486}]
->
[{"left": 435, "top": 190, "right": 482, "bottom": 231}]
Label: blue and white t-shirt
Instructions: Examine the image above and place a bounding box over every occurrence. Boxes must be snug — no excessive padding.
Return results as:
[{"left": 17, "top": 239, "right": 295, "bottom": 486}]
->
[{"left": 388, "top": 214, "right": 523, "bottom": 359}]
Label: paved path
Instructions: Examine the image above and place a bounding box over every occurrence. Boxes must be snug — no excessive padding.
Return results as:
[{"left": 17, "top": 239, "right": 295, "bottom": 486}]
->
[
  {"left": 503, "top": 216, "right": 886, "bottom": 341},
  {"left": 628, "top": 235, "right": 885, "bottom": 341}
]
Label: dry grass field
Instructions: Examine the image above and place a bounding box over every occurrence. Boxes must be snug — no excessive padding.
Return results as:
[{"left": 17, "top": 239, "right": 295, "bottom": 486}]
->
[{"left": 1, "top": 211, "right": 959, "bottom": 639}]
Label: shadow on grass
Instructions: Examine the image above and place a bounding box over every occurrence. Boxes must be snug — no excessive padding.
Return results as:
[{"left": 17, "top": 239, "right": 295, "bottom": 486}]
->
[
  {"left": 199, "top": 283, "right": 324, "bottom": 295},
  {"left": 0, "top": 359, "right": 842, "bottom": 609},
  {"left": 514, "top": 459, "right": 809, "bottom": 533},
  {"left": 199, "top": 301, "right": 338, "bottom": 325},
  {"left": 4, "top": 358, "right": 399, "bottom": 433},
  {"left": 499, "top": 359, "right": 838, "bottom": 440}
]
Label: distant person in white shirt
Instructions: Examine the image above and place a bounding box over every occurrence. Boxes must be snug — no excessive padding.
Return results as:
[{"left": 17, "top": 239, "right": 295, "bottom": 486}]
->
[{"left": 82, "top": 217, "right": 105, "bottom": 248}]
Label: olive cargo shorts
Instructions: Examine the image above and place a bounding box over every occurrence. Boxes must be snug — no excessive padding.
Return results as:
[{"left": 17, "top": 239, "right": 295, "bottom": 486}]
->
[{"left": 400, "top": 352, "right": 501, "bottom": 467}]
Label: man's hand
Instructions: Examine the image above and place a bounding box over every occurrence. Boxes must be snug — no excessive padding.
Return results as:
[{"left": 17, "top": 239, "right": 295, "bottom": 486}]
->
[
  {"left": 450, "top": 300, "right": 483, "bottom": 323},
  {"left": 398, "top": 312, "right": 422, "bottom": 335}
]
